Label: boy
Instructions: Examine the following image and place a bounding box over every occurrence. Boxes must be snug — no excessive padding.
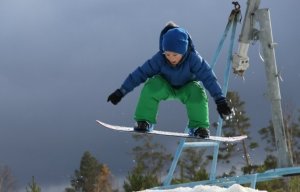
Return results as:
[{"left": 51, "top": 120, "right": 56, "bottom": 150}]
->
[{"left": 107, "top": 21, "right": 231, "bottom": 138}]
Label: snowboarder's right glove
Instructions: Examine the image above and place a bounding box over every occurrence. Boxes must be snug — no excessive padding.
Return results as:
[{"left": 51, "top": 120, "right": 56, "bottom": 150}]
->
[
  {"left": 107, "top": 89, "right": 124, "bottom": 105},
  {"left": 215, "top": 97, "right": 232, "bottom": 119}
]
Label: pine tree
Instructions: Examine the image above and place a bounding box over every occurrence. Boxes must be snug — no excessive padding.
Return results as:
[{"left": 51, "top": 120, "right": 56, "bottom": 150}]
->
[
  {"left": 26, "top": 176, "right": 41, "bottom": 192},
  {"left": 259, "top": 120, "right": 276, "bottom": 153},
  {"left": 173, "top": 148, "right": 209, "bottom": 183},
  {"left": 255, "top": 155, "right": 286, "bottom": 192},
  {"left": 256, "top": 104, "right": 300, "bottom": 191},
  {"left": 123, "top": 162, "right": 159, "bottom": 191},
  {"left": 79, "top": 151, "right": 101, "bottom": 191},
  {"left": 259, "top": 106, "right": 300, "bottom": 164},
  {"left": 216, "top": 91, "right": 259, "bottom": 174},
  {"left": 66, "top": 151, "right": 114, "bottom": 192},
  {"left": 123, "top": 134, "right": 171, "bottom": 191}
]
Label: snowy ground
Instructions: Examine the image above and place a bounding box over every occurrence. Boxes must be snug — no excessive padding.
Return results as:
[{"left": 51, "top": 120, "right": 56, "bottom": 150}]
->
[{"left": 141, "top": 184, "right": 267, "bottom": 192}]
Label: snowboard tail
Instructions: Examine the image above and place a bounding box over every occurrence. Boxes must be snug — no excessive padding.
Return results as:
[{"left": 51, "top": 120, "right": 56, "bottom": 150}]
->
[{"left": 96, "top": 120, "right": 247, "bottom": 142}]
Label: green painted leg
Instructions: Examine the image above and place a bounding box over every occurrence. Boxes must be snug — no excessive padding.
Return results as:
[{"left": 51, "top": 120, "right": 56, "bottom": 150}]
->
[
  {"left": 176, "top": 81, "right": 210, "bottom": 129},
  {"left": 134, "top": 76, "right": 173, "bottom": 124}
]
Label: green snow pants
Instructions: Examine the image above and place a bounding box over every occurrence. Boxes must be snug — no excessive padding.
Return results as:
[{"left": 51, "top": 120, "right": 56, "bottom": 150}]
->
[{"left": 134, "top": 75, "right": 209, "bottom": 129}]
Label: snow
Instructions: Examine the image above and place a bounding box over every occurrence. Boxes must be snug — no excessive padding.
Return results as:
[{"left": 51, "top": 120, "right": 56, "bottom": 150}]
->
[{"left": 141, "top": 184, "right": 267, "bottom": 192}]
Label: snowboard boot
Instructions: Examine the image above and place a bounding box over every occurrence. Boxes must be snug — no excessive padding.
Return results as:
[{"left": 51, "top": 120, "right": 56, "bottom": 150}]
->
[
  {"left": 189, "top": 127, "right": 210, "bottom": 139},
  {"left": 134, "top": 121, "right": 152, "bottom": 133}
]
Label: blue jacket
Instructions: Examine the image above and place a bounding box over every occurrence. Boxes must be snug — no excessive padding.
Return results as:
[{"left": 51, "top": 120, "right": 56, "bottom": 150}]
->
[{"left": 120, "top": 28, "right": 225, "bottom": 101}]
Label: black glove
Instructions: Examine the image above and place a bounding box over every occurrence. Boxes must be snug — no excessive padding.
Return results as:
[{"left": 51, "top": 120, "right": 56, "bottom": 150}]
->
[
  {"left": 216, "top": 98, "right": 232, "bottom": 119},
  {"left": 107, "top": 89, "right": 124, "bottom": 105}
]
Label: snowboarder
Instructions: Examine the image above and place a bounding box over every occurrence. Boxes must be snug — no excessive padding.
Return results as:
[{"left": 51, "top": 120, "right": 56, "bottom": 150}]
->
[{"left": 107, "top": 21, "right": 232, "bottom": 138}]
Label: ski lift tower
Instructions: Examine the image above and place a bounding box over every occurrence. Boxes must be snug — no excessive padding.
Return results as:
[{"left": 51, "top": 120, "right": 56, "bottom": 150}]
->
[{"left": 233, "top": 0, "right": 293, "bottom": 167}]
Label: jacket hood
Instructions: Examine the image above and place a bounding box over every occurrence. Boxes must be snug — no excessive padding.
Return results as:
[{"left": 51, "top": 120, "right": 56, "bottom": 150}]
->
[{"left": 159, "top": 25, "right": 196, "bottom": 54}]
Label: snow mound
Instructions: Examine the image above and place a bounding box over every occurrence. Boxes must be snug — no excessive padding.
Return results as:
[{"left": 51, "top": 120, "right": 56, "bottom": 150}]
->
[{"left": 141, "top": 184, "right": 267, "bottom": 192}]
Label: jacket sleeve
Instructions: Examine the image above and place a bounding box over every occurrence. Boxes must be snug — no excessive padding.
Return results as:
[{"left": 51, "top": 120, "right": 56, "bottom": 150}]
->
[
  {"left": 120, "top": 52, "right": 162, "bottom": 95},
  {"left": 190, "top": 52, "right": 225, "bottom": 101}
]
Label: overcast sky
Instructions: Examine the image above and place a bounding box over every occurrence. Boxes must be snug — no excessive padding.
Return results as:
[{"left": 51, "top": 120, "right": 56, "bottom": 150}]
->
[{"left": 0, "top": 0, "right": 299, "bottom": 191}]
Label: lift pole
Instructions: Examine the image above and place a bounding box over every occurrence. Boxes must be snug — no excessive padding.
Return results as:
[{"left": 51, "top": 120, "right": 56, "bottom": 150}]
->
[
  {"left": 255, "top": 7, "right": 292, "bottom": 167},
  {"left": 233, "top": 0, "right": 292, "bottom": 167}
]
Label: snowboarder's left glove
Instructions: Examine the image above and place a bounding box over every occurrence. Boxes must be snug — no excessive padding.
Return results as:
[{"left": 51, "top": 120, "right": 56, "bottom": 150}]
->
[
  {"left": 216, "top": 97, "right": 232, "bottom": 119},
  {"left": 107, "top": 89, "right": 124, "bottom": 105}
]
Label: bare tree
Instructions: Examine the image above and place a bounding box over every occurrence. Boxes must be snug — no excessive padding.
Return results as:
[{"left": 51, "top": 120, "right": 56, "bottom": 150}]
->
[{"left": 0, "top": 165, "right": 16, "bottom": 192}]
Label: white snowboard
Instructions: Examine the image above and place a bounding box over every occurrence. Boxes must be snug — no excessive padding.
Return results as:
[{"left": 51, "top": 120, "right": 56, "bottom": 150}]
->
[{"left": 96, "top": 120, "right": 247, "bottom": 142}]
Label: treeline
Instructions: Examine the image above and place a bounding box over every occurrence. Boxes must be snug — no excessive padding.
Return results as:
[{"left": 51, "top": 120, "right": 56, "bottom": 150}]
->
[{"left": 1, "top": 91, "right": 300, "bottom": 191}]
